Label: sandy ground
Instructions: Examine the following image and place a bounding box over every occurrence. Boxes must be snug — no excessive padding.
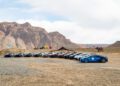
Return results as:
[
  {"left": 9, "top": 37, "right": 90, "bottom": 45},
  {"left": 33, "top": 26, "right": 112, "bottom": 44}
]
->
[{"left": 0, "top": 53, "right": 120, "bottom": 86}]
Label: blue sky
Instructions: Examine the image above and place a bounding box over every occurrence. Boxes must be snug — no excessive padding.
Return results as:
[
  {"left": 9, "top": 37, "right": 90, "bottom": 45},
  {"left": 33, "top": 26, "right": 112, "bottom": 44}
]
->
[
  {"left": 0, "top": 0, "right": 120, "bottom": 44},
  {"left": 0, "top": 0, "right": 67, "bottom": 21},
  {"left": 0, "top": 0, "right": 31, "bottom": 20}
]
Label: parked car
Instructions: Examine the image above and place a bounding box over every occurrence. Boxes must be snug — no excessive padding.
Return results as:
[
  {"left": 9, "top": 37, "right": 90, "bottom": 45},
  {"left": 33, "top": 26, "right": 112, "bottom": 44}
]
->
[
  {"left": 57, "top": 52, "right": 66, "bottom": 58},
  {"left": 41, "top": 52, "right": 50, "bottom": 57},
  {"left": 69, "top": 53, "right": 82, "bottom": 59},
  {"left": 64, "top": 53, "right": 73, "bottom": 59},
  {"left": 64, "top": 52, "right": 75, "bottom": 59},
  {"left": 49, "top": 52, "right": 59, "bottom": 58},
  {"left": 4, "top": 53, "right": 14, "bottom": 58},
  {"left": 80, "top": 55, "right": 108, "bottom": 63},
  {"left": 24, "top": 53, "right": 33, "bottom": 57},
  {"left": 33, "top": 53, "right": 42, "bottom": 57},
  {"left": 14, "top": 53, "right": 24, "bottom": 57},
  {"left": 74, "top": 53, "right": 90, "bottom": 60}
]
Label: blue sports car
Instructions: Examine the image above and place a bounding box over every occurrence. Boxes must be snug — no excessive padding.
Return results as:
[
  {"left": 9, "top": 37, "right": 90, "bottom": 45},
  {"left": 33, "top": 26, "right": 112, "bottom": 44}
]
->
[{"left": 80, "top": 55, "right": 108, "bottom": 63}]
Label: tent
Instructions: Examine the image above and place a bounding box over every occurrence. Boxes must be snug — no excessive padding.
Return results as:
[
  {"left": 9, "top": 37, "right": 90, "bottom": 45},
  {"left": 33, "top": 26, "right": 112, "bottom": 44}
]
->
[{"left": 57, "top": 47, "right": 73, "bottom": 51}]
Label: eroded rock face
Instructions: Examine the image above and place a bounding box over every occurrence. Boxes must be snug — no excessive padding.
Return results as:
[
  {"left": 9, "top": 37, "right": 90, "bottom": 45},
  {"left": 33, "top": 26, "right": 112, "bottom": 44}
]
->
[
  {"left": 0, "top": 22, "right": 78, "bottom": 49},
  {"left": 16, "top": 38, "right": 26, "bottom": 49},
  {"left": 0, "top": 31, "right": 5, "bottom": 49},
  {"left": 1, "top": 35, "right": 17, "bottom": 49},
  {"left": 48, "top": 31, "right": 79, "bottom": 49}
]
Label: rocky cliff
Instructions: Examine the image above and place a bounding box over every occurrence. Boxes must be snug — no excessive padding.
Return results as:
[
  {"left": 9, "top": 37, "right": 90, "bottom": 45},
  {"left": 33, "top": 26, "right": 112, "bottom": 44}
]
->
[
  {"left": 48, "top": 31, "right": 78, "bottom": 49},
  {"left": 0, "top": 22, "right": 78, "bottom": 50}
]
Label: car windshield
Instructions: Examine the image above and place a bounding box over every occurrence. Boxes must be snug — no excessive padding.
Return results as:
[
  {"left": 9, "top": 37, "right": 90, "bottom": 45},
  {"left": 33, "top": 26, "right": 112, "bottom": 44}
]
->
[{"left": 81, "top": 55, "right": 91, "bottom": 58}]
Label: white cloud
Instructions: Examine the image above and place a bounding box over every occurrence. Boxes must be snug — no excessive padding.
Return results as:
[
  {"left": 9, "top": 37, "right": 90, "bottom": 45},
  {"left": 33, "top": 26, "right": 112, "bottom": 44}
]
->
[
  {"left": 19, "top": 0, "right": 120, "bottom": 24},
  {"left": 6, "top": 0, "right": 120, "bottom": 43}
]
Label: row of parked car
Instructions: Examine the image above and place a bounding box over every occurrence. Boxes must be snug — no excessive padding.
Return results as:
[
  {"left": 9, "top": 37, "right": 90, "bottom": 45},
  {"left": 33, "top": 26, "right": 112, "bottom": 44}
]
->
[{"left": 4, "top": 52, "right": 108, "bottom": 63}]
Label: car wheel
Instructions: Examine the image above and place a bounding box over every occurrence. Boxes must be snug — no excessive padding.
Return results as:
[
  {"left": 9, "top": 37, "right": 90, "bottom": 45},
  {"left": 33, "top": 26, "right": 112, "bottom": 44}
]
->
[{"left": 101, "top": 59, "right": 106, "bottom": 63}]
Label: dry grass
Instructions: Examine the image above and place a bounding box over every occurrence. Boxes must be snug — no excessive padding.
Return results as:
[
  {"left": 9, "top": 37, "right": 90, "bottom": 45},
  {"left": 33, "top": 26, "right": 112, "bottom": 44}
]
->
[
  {"left": 75, "top": 48, "right": 120, "bottom": 53},
  {"left": 0, "top": 52, "right": 120, "bottom": 86}
]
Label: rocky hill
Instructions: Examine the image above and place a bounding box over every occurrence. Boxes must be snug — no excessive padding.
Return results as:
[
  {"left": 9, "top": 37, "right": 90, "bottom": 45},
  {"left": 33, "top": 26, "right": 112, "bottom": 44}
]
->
[
  {"left": 0, "top": 22, "right": 78, "bottom": 50},
  {"left": 48, "top": 31, "right": 78, "bottom": 49},
  {"left": 108, "top": 41, "right": 120, "bottom": 48}
]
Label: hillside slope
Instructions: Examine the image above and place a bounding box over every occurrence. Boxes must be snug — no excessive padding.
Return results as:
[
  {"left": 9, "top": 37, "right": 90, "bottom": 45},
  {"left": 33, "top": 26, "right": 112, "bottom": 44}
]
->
[
  {"left": 0, "top": 22, "right": 78, "bottom": 49},
  {"left": 108, "top": 41, "right": 120, "bottom": 48}
]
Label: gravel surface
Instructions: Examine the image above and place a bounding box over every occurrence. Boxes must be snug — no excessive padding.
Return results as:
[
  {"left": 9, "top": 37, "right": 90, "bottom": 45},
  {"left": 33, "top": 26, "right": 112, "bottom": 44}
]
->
[
  {"left": 0, "top": 58, "right": 45, "bottom": 76},
  {"left": 0, "top": 53, "right": 120, "bottom": 86}
]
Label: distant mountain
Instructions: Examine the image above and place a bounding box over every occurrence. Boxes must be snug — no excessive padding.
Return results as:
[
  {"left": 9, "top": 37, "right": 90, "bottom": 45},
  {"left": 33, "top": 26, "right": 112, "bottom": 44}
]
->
[
  {"left": 79, "top": 44, "right": 109, "bottom": 48},
  {"left": 108, "top": 41, "right": 120, "bottom": 48},
  {"left": 48, "top": 31, "right": 78, "bottom": 49},
  {"left": 0, "top": 22, "right": 78, "bottom": 50}
]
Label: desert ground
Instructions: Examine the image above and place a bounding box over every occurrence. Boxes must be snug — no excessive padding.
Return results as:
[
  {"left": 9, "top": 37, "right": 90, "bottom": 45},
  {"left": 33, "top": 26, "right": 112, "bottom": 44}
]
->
[{"left": 0, "top": 52, "right": 120, "bottom": 86}]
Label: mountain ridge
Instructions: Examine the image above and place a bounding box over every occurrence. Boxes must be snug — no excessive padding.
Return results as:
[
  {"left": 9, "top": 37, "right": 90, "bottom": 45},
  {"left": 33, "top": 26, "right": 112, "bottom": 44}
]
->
[{"left": 0, "top": 22, "right": 79, "bottom": 50}]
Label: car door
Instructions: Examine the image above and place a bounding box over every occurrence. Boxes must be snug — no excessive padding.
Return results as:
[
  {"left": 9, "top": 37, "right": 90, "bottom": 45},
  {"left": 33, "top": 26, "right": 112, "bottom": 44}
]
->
[
  {"left": 94, "top": 56, "right": 101, "bottom": 62},
  {"left": 87, "top": 56, "right": 96, "bottom": 62}
]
